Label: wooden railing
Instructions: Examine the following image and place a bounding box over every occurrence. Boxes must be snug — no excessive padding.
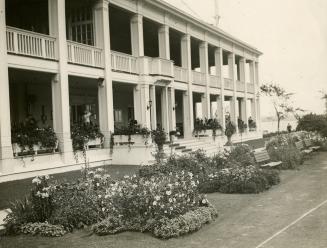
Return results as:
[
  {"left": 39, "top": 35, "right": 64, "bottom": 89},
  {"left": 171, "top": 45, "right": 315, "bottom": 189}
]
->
[
  {"left": 6, "top": 26, "right": 56, "bottom": 60},
  {"left": 224, "top": 78, "right": 233, "bottom": 90},
  {"left": 209, "top": 75, "right": 221, "bottom": 88},
  {"left": 192, "top": 71, "right": 206, "bottom": 86},
  {"left": 150, "top": 58, "right": 173, "bottom": 77},
  {"left": 67, "top": 41, "right": 103, "bottom": 68},
  {"left": 174, "top": 66, "right": 188, "bottom": 82},
  {"left": 236, "top": 80, "right": 245, "bottom": 92},
  {"left": 111, "top": 51, "right": 138, "bottom": 74},
  {"left": 247, "top": 83, "right": 255, "bottom": 93}
]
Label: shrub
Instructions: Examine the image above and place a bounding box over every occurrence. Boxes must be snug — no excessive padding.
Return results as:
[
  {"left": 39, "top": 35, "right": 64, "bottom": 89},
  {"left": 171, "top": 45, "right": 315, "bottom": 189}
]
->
[
  {"left": 297, "top": 113, "right": 327, "bottom": 137},
  {"left": 152, "top": 205, "right": 218, "bottom": 239},
  {"left": 266, "top": 135, "right": 303, "bottom": 169},
  {"left": 92, "top": 215, "right": 127, "bottom": 235},
  {"left": 228, "top": 144, "right": 255, "bottom": 166},
  {"left": 4, "top": 175, "right": 54, "bottom": 234},
  {"left": 19, "top": 222, "right": 66, "bottom": 237},
  {"left": 49, "top": 181, "right": 104, "bottom": 231},
  {"left": 200, "top": 165, "right": 279, "bottom": 194}
]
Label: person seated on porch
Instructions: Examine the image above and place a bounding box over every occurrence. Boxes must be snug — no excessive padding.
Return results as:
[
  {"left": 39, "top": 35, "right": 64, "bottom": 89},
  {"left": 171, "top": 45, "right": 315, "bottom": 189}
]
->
[
  {"left": 83, "top": 109, "right": 92, "bottom": 125},
  {"left": 248, "top": 116, "right": 254, "bottom": 126}
]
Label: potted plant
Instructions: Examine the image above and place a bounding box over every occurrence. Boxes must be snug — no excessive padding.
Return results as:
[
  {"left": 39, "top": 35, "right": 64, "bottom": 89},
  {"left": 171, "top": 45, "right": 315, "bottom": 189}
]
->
[
  {"left": 225, "top": 121, "right": 236, "bottom": 146},
  {"left": 207, "top": 118, "right": 222, "bottom": 140},
  {"left": 151, "top": 128, "right": 167, "bottom": 163},
  {"left": 193, "top": 118, "right": 206, "bottom": 137},
  {"left": 169, "top": 130, "right": 178, "bottom": 143}
]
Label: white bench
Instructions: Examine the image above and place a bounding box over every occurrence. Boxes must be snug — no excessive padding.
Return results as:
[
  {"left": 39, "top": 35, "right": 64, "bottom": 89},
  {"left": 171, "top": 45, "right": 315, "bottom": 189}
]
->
[
  {"left": 304, "top": 139, "right": 320, "bottom": 152},
  {"left": 295, "top": 141, "right": 313, "bottom": 155},
  {"left": 253, "top": 149, "right": 282, "bottom": 168}
]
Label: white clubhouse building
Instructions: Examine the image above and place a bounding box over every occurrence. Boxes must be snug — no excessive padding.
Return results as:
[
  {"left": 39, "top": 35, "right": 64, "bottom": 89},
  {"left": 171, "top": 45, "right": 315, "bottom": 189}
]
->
[{"left": 0, "top": 0, "right": 262, "bottom": 181}]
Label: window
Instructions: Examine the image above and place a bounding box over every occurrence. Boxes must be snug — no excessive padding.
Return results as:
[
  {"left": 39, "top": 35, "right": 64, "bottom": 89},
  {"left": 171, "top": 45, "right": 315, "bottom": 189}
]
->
[{"left": 67, "top": 7, "right": 94, "bottom": 45}]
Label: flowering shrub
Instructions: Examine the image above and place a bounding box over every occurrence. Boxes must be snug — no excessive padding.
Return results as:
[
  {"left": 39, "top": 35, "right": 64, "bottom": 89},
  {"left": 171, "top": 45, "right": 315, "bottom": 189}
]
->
[
  {"left": 100, "top": 171, "right": 201, "bottom": 221},
  {"left": 49, "top": 181, "right": 104, "bottom": 230},
  {"left": 152, "top": 205, "right": 218, "bottom": 239},
  {"left": 201, "top": 166, "right": 279, "bottom": 194},
  {"left": 5, "top": 175, "right": 54, "bottom": 234},
  {"left": 227, "top": 144, "right": 255, "bottom": 167},
  {"left": 266, "top": 134, "right": 303, "bottom": 169},
  {"left": 5, "top": 167, "right": 215, "bottom": 239},
  {"left": 19, "top": 222, "right": 66, "bottom": 237}
]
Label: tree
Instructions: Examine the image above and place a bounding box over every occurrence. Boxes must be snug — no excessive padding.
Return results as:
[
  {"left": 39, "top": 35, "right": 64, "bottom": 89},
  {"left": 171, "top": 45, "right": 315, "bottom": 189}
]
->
[
  {"left": 260, "top": 84, "right": 295, "bottom": 133},
  {"left": 296, "top": 113, "right": 327, "bottom": 137}
]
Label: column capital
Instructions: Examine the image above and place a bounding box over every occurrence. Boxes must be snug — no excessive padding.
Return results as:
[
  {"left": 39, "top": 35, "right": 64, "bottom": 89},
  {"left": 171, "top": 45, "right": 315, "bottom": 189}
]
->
[
  {"left": 94, "top": 0, "right": 109, "bottom": 9},
  {"left": 131, "top": 13, "right": 143, "bottom": 24}
]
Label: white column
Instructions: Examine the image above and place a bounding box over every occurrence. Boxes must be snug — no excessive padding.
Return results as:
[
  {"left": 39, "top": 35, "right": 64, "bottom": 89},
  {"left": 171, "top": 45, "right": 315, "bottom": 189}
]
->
[
  {"left": 133, "top": 82, "right": 151, "bottom": 128},
  {"left": 130, "top": 14, "right": 144, "bottom": 57},
  {"left": 161, "top": 86, "right": 170, "bottom": 132},
  {"left": 229, "top": 52, "right": 238, "bottom": 132},
  {"left": 181, "top": 34, "right": 193, "bottom": 137},
  {"left": 149, "top": 85, "right": 157, "bottom": 130},
  {"left": 168, "top": 87, "right": 176, "bottom": 131},
  {"left": 0, "top": 0, "right": 14, "bottom": 172},
  {"left": 93, "top": 0, "right": 114, "bottom": 147},
  {"left": 249, "top": 61, "right": 255, "bottom": 84},
  {"left": 199, "top": 41, "right": 210, "bottom": 118},
  {"left": 158, "top": 24, "right": 170, "bottom": 60},
  {"left": 215, "top": 47, "right": 225, "bottom": 129},
  {"left": 49, "top": 0, "right": 73, "bottom": 158},
  {"left": 183, "top": 91, "right": 192, "bottom": 137},
  {"left": 240, "top": 58, "right": 249, "bottom": 132},
  {"left": 255, "top": 61, "right": 261, "bottom": 131}
]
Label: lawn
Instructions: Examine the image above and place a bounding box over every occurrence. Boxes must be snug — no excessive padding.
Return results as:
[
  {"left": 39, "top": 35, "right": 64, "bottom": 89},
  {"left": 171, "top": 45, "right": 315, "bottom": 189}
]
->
[{"left": 2, "top": 152, "right": 327, "bottom": 248}]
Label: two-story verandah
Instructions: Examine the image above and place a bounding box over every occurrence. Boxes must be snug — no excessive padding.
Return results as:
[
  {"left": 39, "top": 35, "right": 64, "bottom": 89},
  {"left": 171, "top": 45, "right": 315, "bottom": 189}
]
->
[{"left": 0, "top": 0, "right": 262, "bottom": 179}]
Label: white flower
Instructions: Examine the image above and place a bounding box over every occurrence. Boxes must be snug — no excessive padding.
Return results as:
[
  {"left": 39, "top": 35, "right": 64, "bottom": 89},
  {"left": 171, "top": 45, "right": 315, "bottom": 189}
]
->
[
  {"left": 166, "top": 190, "right": 172, "bottom": 196},
  {"left": 102, "top": 207, "right": 106, "bottom": 212},
  {"left": 202, "top": 199, "right": 207, "bottom": 204},
  {"left": 98, "top": 195, "right": 102, "bottom": 198},
  {"left": 96, "top": 183, "right": 100, "bottom": 187},
  {"left": 154, "top": 195, "right": 160, "bottom": 201},
  {"left": 153, "top": 201, "right": 157, "bottom": 206},
  {"left": 169, "top": 198, "right": 173, "bottom": 203},
  {"left": 45, "top": 175, "right": 50, "bottom": 180},
  {"left": 32, "top": 177, "right": 41, "bottom": 185},
  {"left": 170, "top": 207, "right": 173, "bottom": 211}
]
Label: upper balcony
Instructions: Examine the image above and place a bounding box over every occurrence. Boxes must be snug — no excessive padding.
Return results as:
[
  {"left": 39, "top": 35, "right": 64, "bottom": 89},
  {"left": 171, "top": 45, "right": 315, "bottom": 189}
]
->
[{"left": 6, "top": 26, "right": 57, "bottom": 60}]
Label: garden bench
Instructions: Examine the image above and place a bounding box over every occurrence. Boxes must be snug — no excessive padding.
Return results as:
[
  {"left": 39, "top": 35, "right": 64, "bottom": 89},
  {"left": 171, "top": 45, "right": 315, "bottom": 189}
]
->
[
  {"left": 295, "top": 141, "right": 313, "bottom": 155},
  {"left": 304, "top": 139, "right": 320, "bottom": 151},
  {"left": 253, "top": 149, "right": 282, "bottom": 168}
]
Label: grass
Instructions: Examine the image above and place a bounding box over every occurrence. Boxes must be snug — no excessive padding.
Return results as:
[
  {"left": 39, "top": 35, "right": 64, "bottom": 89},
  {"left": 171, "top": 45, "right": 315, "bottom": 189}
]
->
[{"left": 1, "top": 152, "right": 327, "bottom": 248}]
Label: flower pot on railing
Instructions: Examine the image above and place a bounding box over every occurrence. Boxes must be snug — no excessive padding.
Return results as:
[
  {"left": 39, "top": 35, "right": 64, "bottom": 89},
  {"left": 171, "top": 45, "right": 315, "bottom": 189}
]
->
[
  {"left": 12, "top": 141, "right": 59, "bottom": 157},
  {"left": 113, "top": 134, "right": 151, "bottom": 146},
  {"left": 86, "top": 137, "right": 103, "bottom": 150}
]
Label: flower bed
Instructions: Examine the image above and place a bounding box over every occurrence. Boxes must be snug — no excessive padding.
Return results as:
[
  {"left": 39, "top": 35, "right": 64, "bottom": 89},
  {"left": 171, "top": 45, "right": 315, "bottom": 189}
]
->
[
  {"left": 140, "top": 147, "right": 281, "bottom": 195},
  {"left": 266, "top": 134, "right": 304, "bottom": 169},
  {"left": 4, "top": 169, "right": 217, "bottom": 239}
]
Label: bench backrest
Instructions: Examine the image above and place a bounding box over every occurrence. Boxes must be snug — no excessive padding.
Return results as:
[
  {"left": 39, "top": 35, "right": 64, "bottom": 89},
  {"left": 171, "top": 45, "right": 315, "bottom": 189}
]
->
[
  {"left": 304, "top": 139, "right": 312, "bottom": 147},
  {"left": 254, "top": 149, "right": 270, "bottom": 163},
  {"left": 295, "top": 141, "right": 304, "bottom": 150}
]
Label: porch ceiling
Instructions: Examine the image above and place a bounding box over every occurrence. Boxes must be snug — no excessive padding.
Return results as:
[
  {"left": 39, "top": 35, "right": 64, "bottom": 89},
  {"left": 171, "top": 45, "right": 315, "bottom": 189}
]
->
[{"left": 8, "top": 69, "right": 53, "bottom": 84}]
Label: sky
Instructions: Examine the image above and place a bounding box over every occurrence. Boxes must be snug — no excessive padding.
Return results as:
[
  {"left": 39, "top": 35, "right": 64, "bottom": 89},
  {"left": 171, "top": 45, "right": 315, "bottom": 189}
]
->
[{"left": 164, "top": 0, "right": 327, "bottom": 117}]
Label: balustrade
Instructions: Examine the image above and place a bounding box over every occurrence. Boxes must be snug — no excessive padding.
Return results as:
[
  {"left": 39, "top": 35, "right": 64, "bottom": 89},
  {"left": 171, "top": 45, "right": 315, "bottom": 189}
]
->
[
  {"left": 67, "top": 41, "right": 103, "bottom": 68},
  {"left": 6, "top": 26, "right": 56, "bottom": 60}
]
